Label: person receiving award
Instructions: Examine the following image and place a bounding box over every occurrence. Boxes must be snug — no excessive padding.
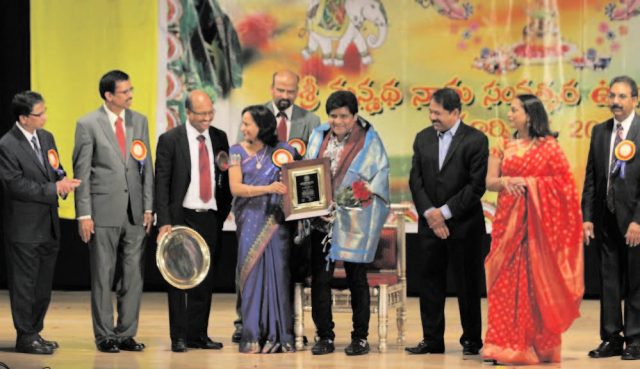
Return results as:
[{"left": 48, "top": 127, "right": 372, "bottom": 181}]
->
[
  {"left": 304, "top": 90, "right": 390, "bottom": 356},
  {"left": 229, "top": 105, "right": 297, "bottom": 353},
  {"left": 483, "top": 94, "right": 583, "bottom": 364}
]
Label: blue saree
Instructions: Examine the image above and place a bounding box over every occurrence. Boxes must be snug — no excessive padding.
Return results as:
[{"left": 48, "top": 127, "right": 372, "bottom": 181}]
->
[{"left": 230, "top": 142, "right": 294, "bottom": 353}]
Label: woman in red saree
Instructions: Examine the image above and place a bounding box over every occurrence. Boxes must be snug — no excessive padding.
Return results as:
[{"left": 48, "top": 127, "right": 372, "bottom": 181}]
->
[{"left": 483, "top": 94, "right": 584, "bottom": 364}]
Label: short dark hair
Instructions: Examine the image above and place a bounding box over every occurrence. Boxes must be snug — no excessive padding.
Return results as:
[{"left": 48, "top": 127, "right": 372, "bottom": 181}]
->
[
  {"left": 325, "top": 90, "right": 359, "bottom": 115},
  {"left": 432, "top": 88, "right": 461, "bottom": 113},
  {"left": 99, "top": 70, "right": 129, "bottom": 100},
  {"left": 610, "top": 75, "right": 638, "bottom": 98},
  {"left": 241, "top": 105, "right": 279, "bottom": 147},
  {"left": 12, "top": 91, "right": 44, "bottom": 121},
  {"left": 516, "top": 94, "right": 558, "bottom": 138}
]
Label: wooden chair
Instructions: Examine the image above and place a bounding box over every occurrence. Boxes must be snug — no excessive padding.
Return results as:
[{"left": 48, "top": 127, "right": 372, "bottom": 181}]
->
[{"left": 293, "top": 204, "right": 409, "bottom": 352}]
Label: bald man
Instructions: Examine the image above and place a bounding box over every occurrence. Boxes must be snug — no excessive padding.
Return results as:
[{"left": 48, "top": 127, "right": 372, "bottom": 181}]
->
[
  {"left": 232, "top": 70, "right": 320, "bottom": 342},
  {"left": 155, "top": 90, "right": 232, "bottom": 352}
]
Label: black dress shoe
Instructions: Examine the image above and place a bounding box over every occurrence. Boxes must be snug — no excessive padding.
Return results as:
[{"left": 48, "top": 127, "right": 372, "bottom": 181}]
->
[
  {"left": 622, "top": 345, "right": 640, "bottom": 360},
  {"left": 311, "top": 338, "right": 335, "bottom": 355},
  {"left": 231, "top": 325, "right": 242, "bottom": 343},
  {"left": 119, "top": 337, "right": 145, "bottom": 351},
  {"left": 187, "top": 337, "right": 223, "bottom": 349},
  {"left": 588, "top": 340, "right": 623, "bottom": 358},
  {"left": 97, "top": 339, "right": 120, "bottom": 353},
  {"left": 16, "top": 339, "right": 53, "bottom": 355},
  {"left": 345, "top": 338, "right": 370, "bottom": 356},
  {"left": 405, "top": 340, "right": 445, "bottom": 354},
  {"left": 461, "top": 339, "right": 482, "bottom": 355},
  {"left": 38, "top": 336, "right": 59, "bottom": 350},
  {"left": 172, "top": 338, "right": 187, "bottom": 353}
]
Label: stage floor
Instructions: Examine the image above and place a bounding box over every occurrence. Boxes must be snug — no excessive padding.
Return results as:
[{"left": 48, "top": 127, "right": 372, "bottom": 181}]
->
[{"left": 0, "top": 291, "right": 634, "bottom": 368}]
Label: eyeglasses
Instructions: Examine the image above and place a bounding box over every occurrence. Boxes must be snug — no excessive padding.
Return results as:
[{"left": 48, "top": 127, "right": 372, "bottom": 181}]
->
[
  {"left": 115, "top": 87, "right": 135, "bottom": 95},
  {"left": 29, "top": 109, "right": 47, "bottom": 117},
  {"left": 188, "top": 109, "right": 215, "bottom": 117}
]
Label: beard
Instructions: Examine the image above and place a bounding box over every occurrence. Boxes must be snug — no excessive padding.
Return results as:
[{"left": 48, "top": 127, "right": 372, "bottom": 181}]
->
[{"left": 275, "top": 98, "right": 292, "bottom": 111}]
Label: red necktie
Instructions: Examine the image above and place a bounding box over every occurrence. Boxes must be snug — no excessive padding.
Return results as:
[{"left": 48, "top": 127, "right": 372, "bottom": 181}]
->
[
  {"left": 197, "top": 135, "right": 212, "bottom": 202},
  {"left": 115, "top": 116, "right": 126, "bottom": 158},
  {"left": 277, "top": 112, "right": 287, "bottom": 142}
]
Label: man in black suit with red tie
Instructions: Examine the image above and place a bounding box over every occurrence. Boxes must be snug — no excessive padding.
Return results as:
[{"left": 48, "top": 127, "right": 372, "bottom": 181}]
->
[
  {"left": 583, "top": 75, "right": 640, "bottom": 360},
  {"left": 155, "top": 89, "right": 232, "bottom": 352},
  {"left": 407, "top": 87, "right": 488, "bottom": 356},
  {"left": 0, "top": 91, "right": 80, "bottom": 354}
]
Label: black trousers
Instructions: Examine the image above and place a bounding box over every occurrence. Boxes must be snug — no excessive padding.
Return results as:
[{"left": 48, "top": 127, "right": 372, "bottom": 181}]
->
[
  {"left": 6, "top": 239, "right": 59, "bottom": 344},
  {"left": 598, "top": 209, "right": 640, "bottom": 343},
  {"left": 417, "top": 234, "right": 483, "bottom": 347},
  {"left": 167, "top": 208, "right": 220, "bottom": 341},
  {"left": 310, "top": 229, "right": 370, "bottom": 341}
]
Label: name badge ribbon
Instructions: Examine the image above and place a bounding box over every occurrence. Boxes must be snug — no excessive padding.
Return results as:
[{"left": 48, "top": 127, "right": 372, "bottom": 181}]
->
[
  {"left": 288, "top": 138, "right": 307, "bottom": 157},
  {"left": 272, "top": 149, "right": 294, "bottom": 168},
  {"left": 130, "top": 140, "right": 147, "bottom": 175},
  {"left": 47, "top": 149, "right": 66, "bottom": 179},
  {"left": 612, "top": 140, "right": 636, "bottom": 179}
]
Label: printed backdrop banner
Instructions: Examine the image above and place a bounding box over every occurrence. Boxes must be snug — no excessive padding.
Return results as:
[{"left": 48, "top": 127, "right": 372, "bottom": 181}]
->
[{"left": 33, "top": 0, "right": 640, "bottom": 231}]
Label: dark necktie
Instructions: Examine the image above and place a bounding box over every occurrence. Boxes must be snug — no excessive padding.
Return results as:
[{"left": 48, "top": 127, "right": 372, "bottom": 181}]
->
[
  {"left": 606, "top": 123, "right": 624, "bottom": 213},
  {"left": 277, "top": 112, "right": 288, "bottom": 142},
  {"left": 30, "top": 136, "right": 45, "bottom": 168},
  {"left": 197, "top": 135, "right": 212, "bottom": 202},
  {"left": 115, "top": 116, "right": 126, "bottom": 158}
]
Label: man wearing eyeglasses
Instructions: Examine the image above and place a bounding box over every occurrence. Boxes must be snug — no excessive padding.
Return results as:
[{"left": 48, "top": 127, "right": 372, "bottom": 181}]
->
[
  {"left": 583, "top": 75, "right": 640, "bottom": 360},
  {"left": 72, "top": 70, "right": 154, "bottom": 353},
  {"left": 0, "top": 91, "right": 80, "bottom": 354},
  {"left": 155, "top": 89, "right": 232, "bottom": 352}
]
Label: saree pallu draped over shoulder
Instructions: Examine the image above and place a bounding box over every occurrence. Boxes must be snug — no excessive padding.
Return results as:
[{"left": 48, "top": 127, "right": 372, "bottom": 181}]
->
[
  {"left": 230, "top": 143, "right": 295, "bottom": 353},
  {"left": 483, "top": 137, "right": 584, "bottom": 365}
]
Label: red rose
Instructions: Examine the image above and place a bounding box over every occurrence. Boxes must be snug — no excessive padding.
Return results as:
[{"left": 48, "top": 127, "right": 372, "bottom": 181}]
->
[{"left": 351, "top": 180, "right": 371, "bottom": 202}]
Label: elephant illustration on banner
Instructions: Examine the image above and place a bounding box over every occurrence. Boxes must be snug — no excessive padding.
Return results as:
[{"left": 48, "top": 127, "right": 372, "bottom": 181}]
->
[{"left": 301, "top": 0, "right": 388, "bottom": 67}]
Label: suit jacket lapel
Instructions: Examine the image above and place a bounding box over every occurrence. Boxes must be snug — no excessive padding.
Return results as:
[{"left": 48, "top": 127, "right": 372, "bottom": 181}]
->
[
  {"left": 626, "top": 114, "right": 640, "bottom": 142},
  {"left": 98, "top": 107, "right": 126, "bottom": 164},
  {"left": 14, "top": 127, "right": 48, "bottom": 177},
  {"left": 36, "top": 130, "right": 56, "bottom": 181},
  {"left": 603, "top": 119, "right": 614, "bottom": 173},
  {"left": 125, "top": 109, "right": 134, "bottom": 160},
  {"left": 178, "top": 125, "right": 191, "bottom": 175},
  {"left": 427, "top": 129, "right": 439, "bottom": 174},
  {"left": 440, "top": 123, "right": 466, "bottom": 171}
]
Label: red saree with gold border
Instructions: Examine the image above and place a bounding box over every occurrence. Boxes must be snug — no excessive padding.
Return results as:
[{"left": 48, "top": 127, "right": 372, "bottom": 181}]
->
[{"left": 483, "top": 137, "right": 584, "bottom": 364}]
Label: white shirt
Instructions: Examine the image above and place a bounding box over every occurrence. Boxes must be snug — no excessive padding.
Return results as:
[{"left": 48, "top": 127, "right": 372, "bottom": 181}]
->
[
  {"left": 15, "top": 121, "right": 41, "bottom": 149},
  {"left": 104, "top": 103, "right": 126, "bottom": 137},
  {"left": 272, "top": 102, "right": 293, "bottom": 140},
  {"left": 182, "top": 121, "right": 218, "bottom": 211}
]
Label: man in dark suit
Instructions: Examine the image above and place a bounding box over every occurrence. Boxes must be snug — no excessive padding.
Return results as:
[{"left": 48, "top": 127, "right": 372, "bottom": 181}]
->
[
  {"left": 232, "top": 69, "right": 321, "bottom": 343},
  {"left": 583, "top": 75, "right": 640, "bottom": 360},
  {"left": 407, "top": 87, "right": 488, "bottom": 356},
  {"left": 73, "top": 70, "right": 154, "bottom": 353},
  {"left": 0, "top": 91, "right": 80, "bottom": 354},
  {"left": 155, "top": 89, "right": 232, "bottom": 353}
]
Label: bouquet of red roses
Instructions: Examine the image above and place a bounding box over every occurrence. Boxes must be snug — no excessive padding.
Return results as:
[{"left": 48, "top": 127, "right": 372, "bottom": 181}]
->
[{"left": 335, "top": 180, "right": 373, "bottom": 208}]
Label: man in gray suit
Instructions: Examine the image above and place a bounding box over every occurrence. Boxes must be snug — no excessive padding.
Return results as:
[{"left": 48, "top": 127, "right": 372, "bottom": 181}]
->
[
  {"left": 73, "top": 70, "right": 154, "bottom": 353},
  {"left": 232, "top": 69, "right": 320, "bottom": 342}
]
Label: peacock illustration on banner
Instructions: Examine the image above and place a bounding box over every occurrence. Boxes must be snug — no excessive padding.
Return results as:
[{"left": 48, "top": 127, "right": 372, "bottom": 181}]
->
[{"left": 301, "top": 0, "right": 388, "bottom": 67}]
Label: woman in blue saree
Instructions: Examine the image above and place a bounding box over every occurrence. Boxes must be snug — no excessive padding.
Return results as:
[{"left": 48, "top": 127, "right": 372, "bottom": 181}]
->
[{"left": 229, "top": 105, "right": 295, "bottom": 353}]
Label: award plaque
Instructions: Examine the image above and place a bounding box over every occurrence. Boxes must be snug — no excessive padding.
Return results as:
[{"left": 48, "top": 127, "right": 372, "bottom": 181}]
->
[
  {"left": 156, "top": 226, "right": 210, "bottom": 289},
  {"left": 282, "top": 157, "right": 333, "bottom": 221}
]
